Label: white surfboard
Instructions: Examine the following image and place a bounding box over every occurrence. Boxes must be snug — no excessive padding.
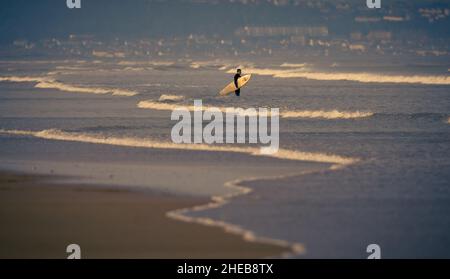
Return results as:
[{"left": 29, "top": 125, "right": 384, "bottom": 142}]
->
[{"left": 219, "top": 74, "right": 252, "bottom": 96}]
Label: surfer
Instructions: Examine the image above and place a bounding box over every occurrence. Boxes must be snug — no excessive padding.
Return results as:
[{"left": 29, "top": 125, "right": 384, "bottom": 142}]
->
[
  {"left": 234, "top": 69, "right": 242, "bottom": 97},
  {"left": 219, "top": 69, "right": 250, "bottom": 97}
]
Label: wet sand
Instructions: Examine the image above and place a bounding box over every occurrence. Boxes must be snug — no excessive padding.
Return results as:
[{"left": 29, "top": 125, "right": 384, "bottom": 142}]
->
[{"left": 0, "top": 171, "right": 288, "bottom": 259}]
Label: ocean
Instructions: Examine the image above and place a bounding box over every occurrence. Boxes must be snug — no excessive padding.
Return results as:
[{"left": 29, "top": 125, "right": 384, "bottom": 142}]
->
[{"left": 0, "top": 57, "right": 449, "bottom": 258}]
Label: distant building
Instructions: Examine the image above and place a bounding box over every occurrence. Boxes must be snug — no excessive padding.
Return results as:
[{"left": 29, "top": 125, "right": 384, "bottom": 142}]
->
[
  {"left": 367, "top": 31, "right": 392, "bottom": 41},
  {"left": 69, "top": 34, "right": 95, "bottom": 40},
  {"left": 290, "top": 35, "right": 306, "bottom": 46},
  {"left": 419, "top": 8, "right": 450, "bottom": 22},
  {"left": 235, "top": 26, "right": 328, "bottom": 38},
  {"left": 383, "top": 16, "right": 406, "bottom": 22},
  {"left": 355, "top": 16, "right": 381, "bottom": 23},
  {"left": 13, "top": 40, "right": 35, "bottom": 49},
  {"left": 349, "top": 44, "right": 366, "bottom": 51}
]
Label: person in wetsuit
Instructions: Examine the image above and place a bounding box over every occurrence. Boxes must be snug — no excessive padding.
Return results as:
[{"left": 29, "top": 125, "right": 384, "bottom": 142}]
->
[{"left": 234, "top": 69, "right": 242, "bottom": 96}]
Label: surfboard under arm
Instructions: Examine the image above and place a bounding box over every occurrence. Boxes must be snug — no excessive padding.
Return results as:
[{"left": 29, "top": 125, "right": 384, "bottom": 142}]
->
[{"left": 219, "top": 74, "right": 252, "bottom": 96}]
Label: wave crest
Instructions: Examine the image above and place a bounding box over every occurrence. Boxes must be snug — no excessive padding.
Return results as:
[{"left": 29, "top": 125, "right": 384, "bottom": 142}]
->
[
  {"left": 282, "top": 110, "right": 373, "bottom": 119},
  {"left": 137, "top": 100, "right": 372, "bottom": 119},
  {"left": 280, "top": 63, "right": 308, "bottom": 68},
  {"left": 226, "top": 67, "right": 306, "bottom": 77},
  {"left": 35, "top": 80, "right": 137, "bottom": 96},
  {"left": 0, "top": 76, "right": 49, "bottom": 83},
  {"left": 275, "top": 72, "right": 450, "bottom": 85},
  {"left": 158, "top": 94, "right": 185, "bottom": 102},
  {"left": 226, "top": 67, "right": 450, "bottom": 85},
  {"left": 0, "top": 75, "right": 138, "bottom": 96},
  {"left": 0, "top": 129, "right": 358, "bottom": 166}
]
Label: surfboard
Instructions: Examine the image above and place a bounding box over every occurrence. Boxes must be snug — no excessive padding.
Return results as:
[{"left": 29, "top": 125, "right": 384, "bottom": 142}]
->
[{"left": 219, "top": 74, "right": 252, "bottom": 96}]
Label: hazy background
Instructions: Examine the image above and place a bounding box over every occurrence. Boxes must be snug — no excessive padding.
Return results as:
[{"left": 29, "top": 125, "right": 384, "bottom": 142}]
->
[
  {"left": 0, "top": 0, "right": 449, "bottom": 60},
  {"left": 0, "top": 0, "right": 448, "bottom": 39}
]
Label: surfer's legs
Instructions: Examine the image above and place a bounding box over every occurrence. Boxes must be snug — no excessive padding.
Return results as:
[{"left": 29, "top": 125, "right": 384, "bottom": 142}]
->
[{"left": 235, "top": 89, "right": 240, "bottom": 96}]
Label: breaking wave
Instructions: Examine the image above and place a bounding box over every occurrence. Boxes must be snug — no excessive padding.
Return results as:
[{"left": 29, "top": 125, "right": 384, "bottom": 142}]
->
[
  {"left": 138, "top": 100, "right": 240, "bottom": 113},
  {"left": 35, "top": 80, "right": 137, "bottom": 96},
  {"left": 0, "top": 75, "right": 138, "bottom": 96},
  {"left": 158, "top": 94, "right": 185, "bottom": 102},
  {"left": 280, "top": 63, "right": 308, "bottom": 68},
  {"left": 190, "top": 61, "right": 242, "bottom": 70},
  {"left": 0, "top": 129, "right": 358, "bottom": 166},
  {"left": 190, "top": 63, "right": 201, "bottom": 69},
  {"left": 276, "top": 72, "right": 450, "bottom": 85},
  {"left": 122, "top": 67, "right": 147, "bottom": 72},
  {"left": 137, "top": 100, "right": 373, "bottom": 119},
  {"left": 0, "top": 76, "right": 48, "bottom": 83},
  {"left": 226, "top": 67, "right": 450, "bottom": 85},
  {"left": 282, "top": 110, "right": 373, "bottom": 119},
  {"left": 226, "top": 67, "right": 306, "bottom": 77},
  {"left": 118, "top": 61, "right": 174, "bottom": 67}
]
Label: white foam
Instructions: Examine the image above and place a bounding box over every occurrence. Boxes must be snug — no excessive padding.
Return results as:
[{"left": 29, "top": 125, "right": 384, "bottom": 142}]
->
[
  {"left": 282, "top": 110, "right": 373, "bottom": 119},
  {"left": 158, "top": 94, "right": 185, "bottom": 102},
  {"left": 138, "top": 100, "right": 252, "bottom": 114},
  {"left": 35, "top": 80, "right": 138, "bottom": 96},
  {"left": 138, "top": 100, "right": 192, "bottom": 111},
  {"left": 138, "top": 100, "right": 270, "bottom": 117},
  {"left": 167, "top": 175, "right": 307, "bottom": 256},
  {"left": 226, "top": 67, "right": 450, "bottom": 85},
  {"left": 55, "top": 66, "right": 85, "bottom": 70},
  {"left": 0, "top": 129, "right": 358, "bottom": 166},
  {"left": 190, "top": 63, "right": 201, "bottom": 69},
  {"left": 0, "top": 76, "right": 49, "bottom": 83},
  {"left": 275, "top": 71, "right": 450, "bottom": 85},
  {"left": 189, "top": 60, "right": 238, "bottom": 70},
  {"left": 137, "top": 100, "right": 373, "bottom": 119},
  {"left": 0, "top": 75, "right": 137, "bottom": 96},
  {"left": 122, "top": 67, "right": 147, "bottom": 72},
  {"left": 118, "top": 60, "right": 174, "bottom": 66},
  {"left": 118, "top": 61, "right": 142, "bottom": 66},
  {"left": 151, "top": 62, "right": 175, "bottom": 66},
  {"left": 226, "top": 67, "right": 306, "bottom": 77},
  {"left": 280, "top": 63, "right": 308, "bottom": 68},
  {"left": 92, "top": 51, "right": 126, "bottom": 58}
]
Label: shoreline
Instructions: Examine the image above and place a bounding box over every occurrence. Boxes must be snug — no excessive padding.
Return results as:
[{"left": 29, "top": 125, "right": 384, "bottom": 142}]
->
[
  {"left": 0, "top": 131, "right": 355, "bottom": 259},
  {"left": 0, "top": 170, "right": 289, "bottom": 259},
  {"left": 167, "top": 173, "right": 309, "bottom": 257}
]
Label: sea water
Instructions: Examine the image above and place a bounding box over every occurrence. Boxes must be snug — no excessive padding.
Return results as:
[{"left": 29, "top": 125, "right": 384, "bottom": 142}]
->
[{"left": 0, "top": 57, "right": 449, "bottom": 258}]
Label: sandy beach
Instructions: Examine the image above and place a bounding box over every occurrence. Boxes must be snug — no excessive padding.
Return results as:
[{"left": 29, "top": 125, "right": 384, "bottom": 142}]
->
[{"left": 0, "top": 171, "right": 288, "bottom": 259}]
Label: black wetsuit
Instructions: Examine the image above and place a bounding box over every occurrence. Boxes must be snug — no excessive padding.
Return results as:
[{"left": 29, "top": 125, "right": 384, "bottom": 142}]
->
[{"left": 234, "top": 73, "right": 241, "bottom": 96}]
